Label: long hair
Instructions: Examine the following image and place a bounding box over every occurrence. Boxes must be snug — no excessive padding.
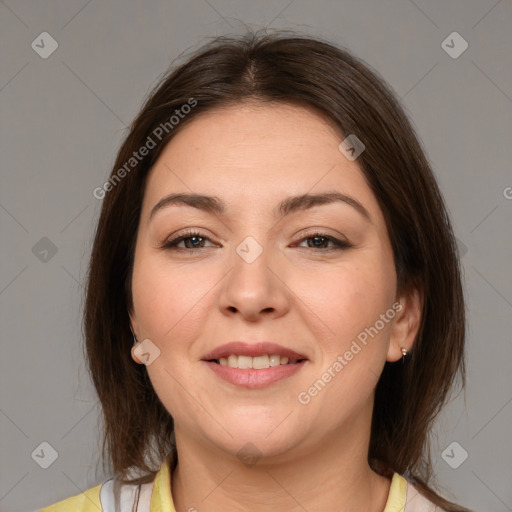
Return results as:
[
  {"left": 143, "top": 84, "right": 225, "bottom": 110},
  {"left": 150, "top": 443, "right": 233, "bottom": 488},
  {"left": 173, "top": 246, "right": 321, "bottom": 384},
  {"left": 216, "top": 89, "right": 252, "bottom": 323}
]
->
[{"left": 83, "top": 30, "right": 468, "bottom": 511}]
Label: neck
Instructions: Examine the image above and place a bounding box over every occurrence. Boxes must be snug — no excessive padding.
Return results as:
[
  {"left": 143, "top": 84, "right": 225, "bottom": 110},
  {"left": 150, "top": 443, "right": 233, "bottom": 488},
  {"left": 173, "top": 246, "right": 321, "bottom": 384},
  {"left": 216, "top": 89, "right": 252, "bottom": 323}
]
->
[{"left": 170, "top": 405, "right": 391, "bottom": 512}]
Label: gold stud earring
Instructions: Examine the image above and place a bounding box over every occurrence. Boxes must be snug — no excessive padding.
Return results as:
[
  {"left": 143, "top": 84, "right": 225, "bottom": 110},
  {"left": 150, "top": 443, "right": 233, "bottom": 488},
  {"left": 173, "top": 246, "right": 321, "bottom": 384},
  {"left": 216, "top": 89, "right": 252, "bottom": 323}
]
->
[{"left": 401, "top": 347, "right": 408, "bottom": 357}]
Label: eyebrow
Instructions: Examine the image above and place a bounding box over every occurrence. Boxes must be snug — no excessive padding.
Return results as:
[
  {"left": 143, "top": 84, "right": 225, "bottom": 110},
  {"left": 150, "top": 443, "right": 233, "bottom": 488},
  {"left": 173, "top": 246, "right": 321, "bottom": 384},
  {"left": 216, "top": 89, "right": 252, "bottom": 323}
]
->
[{"left": 149, "top": 191, "right": 372, "bottom": 223}]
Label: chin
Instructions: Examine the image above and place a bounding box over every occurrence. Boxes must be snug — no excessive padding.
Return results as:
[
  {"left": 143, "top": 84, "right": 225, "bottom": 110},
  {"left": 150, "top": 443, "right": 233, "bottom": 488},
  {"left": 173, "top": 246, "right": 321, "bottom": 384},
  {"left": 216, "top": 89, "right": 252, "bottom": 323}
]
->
[{"left": 203, "top": 421, "right": 304, "bottom": 462}]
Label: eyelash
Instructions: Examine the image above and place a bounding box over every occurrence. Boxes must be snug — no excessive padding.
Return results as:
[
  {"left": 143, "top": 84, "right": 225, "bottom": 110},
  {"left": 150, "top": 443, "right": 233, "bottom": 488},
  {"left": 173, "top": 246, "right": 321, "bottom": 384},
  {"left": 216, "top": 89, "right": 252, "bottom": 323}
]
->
[{"left": 161, "top": 229, "right": 353, "bottom": 252}]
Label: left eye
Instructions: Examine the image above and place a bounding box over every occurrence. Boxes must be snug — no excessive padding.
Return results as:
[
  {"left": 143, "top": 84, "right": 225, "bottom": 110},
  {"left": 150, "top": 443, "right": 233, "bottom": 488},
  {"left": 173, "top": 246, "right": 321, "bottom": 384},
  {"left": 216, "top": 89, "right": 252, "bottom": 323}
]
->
[
  {"left": 295, "top": 233, "right": 352, "bottom": 250},
  {"left": 161, "top": 231, "right": 352, "bottom": 251}
]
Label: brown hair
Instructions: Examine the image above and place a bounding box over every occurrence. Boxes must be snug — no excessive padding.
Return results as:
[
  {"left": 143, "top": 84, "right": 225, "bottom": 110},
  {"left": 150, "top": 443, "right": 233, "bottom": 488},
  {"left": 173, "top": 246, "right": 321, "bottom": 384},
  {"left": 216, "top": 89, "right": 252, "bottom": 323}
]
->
[{"left": 84, "top": 30, "right": 469, "bottom": 510}]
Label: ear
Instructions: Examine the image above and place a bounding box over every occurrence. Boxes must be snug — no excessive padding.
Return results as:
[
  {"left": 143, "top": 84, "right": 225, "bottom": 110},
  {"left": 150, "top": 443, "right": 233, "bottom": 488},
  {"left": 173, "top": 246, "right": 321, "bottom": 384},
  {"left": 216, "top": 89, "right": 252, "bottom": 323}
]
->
[
  {"left": 128, "top": 309, "right": 143, "bottom": 365},
  {"left": 387, "top": 283, "right": 423, "bottom": 362}
]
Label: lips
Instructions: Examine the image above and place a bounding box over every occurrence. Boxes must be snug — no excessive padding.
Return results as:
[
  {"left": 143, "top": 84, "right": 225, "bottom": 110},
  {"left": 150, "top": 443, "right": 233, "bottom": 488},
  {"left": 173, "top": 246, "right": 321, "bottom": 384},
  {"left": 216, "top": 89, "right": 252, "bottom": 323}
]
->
[{"left": 201, "top": 341, "right": 308, "bottom": 362}]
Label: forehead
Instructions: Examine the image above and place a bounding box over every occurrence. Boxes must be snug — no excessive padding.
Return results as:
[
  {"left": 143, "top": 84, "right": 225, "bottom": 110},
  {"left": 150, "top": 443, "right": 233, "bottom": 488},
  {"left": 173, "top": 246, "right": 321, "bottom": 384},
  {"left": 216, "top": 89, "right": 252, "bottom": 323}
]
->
[
  {"left": 141, "top": 102, "right": 381, "bottom": 224},
  {"left": 155, "top": 102, "right": 343, "bottom": 170}
]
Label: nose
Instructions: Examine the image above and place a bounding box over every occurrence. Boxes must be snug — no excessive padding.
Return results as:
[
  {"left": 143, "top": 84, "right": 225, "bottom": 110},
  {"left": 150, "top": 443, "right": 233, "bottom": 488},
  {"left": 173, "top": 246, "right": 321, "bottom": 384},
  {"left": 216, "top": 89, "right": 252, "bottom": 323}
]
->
[{"left": 218, "top": 238, "right": 290, "bottom": 322}]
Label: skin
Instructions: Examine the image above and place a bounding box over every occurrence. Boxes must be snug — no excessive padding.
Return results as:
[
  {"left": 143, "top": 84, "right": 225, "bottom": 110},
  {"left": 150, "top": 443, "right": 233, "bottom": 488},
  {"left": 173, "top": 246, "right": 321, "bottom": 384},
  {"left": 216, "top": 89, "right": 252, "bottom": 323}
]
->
[{"left": 129, "top": 102, "right": 422, "bottom": 512}]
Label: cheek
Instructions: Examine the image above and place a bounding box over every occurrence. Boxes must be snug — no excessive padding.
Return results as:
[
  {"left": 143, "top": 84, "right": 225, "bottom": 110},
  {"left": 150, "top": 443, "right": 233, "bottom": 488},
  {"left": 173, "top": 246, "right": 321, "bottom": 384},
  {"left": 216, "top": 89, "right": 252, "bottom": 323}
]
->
[
  {"left": 294, "top": 252, "right": 396, "bottom": 357},
  {"left": 131, "top": 251, "right": 217, "bottom": 344}
]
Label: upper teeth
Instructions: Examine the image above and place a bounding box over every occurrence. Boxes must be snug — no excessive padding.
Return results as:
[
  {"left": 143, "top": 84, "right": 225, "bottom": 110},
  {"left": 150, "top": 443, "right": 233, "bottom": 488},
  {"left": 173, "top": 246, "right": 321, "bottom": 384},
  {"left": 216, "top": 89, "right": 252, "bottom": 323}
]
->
[{"left": 217, "top": 354, "right": 299, "bottom": 369}]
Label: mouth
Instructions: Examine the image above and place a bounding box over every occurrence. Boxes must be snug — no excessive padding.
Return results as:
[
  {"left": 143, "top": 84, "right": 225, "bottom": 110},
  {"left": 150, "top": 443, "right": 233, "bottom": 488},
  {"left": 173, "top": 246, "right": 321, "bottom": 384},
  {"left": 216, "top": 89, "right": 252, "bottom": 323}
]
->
[{"left": 201, "top": 341, "right": 309, "bottom": 388}]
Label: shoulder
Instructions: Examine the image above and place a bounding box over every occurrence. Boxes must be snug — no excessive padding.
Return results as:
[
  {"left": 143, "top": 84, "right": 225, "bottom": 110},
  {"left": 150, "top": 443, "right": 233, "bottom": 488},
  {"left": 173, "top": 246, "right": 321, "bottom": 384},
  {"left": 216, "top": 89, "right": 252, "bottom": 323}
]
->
[
  {"left": 37, "top": 453, "right": 173, "bottom": 512},
  {"left": 38, "top": 476, "right": 155, "bottom": 512},
  {"left": 38, "top": 482, "right": 102, "bottom": 512}
]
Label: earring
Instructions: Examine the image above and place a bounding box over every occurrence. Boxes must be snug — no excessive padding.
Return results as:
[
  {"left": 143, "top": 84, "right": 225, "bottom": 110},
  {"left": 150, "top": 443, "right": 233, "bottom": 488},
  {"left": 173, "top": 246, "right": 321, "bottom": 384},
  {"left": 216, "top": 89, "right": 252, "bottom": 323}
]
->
[{"left": 401, "top": 347, "right": 408, "bottom": 362}]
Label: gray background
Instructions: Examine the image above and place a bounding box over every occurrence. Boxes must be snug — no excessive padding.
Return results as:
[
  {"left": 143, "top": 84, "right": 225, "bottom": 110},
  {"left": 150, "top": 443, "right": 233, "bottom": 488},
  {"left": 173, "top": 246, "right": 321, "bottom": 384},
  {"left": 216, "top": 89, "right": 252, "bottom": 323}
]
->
[{"left": 1, "top": 1, "right": 511, "bottom": 511}]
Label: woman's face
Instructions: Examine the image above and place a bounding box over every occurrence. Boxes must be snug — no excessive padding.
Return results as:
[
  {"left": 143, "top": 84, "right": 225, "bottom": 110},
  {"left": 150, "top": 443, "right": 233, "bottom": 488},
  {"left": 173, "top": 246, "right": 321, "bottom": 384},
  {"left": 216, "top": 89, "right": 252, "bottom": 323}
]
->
[{"left": 129, "top": 102, "right": 415, "bottom": 461}]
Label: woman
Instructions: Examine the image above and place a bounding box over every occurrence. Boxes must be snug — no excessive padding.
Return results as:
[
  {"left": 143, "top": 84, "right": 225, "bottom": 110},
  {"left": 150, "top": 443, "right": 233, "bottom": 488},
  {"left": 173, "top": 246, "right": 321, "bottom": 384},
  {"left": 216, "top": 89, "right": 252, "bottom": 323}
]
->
[{"left": 39, "top": 30, "right": 470, "bottom": 512}]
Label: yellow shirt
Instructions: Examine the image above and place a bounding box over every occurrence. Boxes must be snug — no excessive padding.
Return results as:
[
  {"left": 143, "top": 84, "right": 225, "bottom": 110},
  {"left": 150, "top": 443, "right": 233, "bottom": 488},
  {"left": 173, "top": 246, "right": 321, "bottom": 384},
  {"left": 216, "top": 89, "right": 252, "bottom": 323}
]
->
[{"left": 38, "top": 455, "right": 439, "bottom": 511}]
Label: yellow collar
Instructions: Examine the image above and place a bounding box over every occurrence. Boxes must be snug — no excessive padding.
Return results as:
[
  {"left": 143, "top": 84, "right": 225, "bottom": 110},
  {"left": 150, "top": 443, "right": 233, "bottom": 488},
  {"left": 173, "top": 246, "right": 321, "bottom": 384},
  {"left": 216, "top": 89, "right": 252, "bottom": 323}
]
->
[
  {"left": 383, "top": 472, "right": 408, "bottom": 511},
  {"left": 149, "top": 453, "right": 175, "bottom": 511}
]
